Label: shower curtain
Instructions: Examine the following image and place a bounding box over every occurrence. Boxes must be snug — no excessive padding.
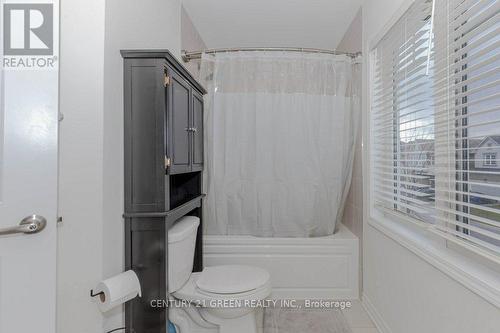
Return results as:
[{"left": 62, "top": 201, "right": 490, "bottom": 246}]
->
[{"left": 200, "top": 51, "right": 360, "bottom": 237}]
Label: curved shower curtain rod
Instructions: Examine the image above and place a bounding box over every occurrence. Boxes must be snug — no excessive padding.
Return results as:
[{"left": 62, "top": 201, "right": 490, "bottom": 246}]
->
[{"left": 181, "top": 47, "right": 362, "bottom": 62}]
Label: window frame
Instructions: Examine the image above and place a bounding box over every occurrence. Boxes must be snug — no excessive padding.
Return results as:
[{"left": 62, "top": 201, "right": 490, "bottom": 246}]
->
[
  {"left": 365, "top": 0, "right": 500, "bottom": 309},
  {"left": 483, "top": 153, "right": 497, "bottom": 167}
]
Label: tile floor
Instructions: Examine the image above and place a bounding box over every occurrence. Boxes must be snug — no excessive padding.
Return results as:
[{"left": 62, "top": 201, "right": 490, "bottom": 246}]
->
[
  {"left": 264, "top": 305, "right": 351, "bottom": 333},
  {"left": 341, "top": 301, "right": 379, "bottom": 333},
  {"left": 262, "top": 300, "right": 379, "bottom": 333}
]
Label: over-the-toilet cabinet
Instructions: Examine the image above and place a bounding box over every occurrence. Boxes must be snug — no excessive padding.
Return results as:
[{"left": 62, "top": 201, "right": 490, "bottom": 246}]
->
[
  {"left": 121, "top": 50, "right": 206, "bottom": 333},
  {"left": 167, "top": 68, "right": 204, "bottom": 174}
]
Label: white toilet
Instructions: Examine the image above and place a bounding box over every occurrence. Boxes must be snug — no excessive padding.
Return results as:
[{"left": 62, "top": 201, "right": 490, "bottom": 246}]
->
[{"left": 168, "top": 216, "right": 271, "bottom": 333}]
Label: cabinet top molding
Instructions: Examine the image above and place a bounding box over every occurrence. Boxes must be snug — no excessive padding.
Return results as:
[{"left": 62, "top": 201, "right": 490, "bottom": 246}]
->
[{"left": 121, "top": 49, "right": 207, "bottom": 94}]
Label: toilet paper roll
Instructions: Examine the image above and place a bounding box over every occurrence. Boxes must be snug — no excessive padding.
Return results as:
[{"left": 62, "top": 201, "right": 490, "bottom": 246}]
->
[{"left": 94, "top": 270, "right": 142, "bottom": 312}]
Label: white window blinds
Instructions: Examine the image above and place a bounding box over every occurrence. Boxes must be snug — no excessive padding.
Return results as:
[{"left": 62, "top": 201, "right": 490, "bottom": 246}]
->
[
  {"left": 371, "top": 0, "right": 436, "bottom": 222},
  {"left": 371, "top": 0, "right": 500, "bottom": 261}
]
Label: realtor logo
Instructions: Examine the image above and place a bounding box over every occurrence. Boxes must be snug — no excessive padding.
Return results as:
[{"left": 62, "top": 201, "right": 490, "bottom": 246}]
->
[{"left": 3, "top": 3, "right": 53, "bottom": 56}]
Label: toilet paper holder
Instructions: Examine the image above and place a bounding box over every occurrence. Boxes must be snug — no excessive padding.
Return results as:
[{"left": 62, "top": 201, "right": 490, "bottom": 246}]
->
[
  {"left": 90, "top": 270, "right": 142, "bottom": 312},
  {"left": 90, "top": 289, "right": 104, "bottom": 298}
]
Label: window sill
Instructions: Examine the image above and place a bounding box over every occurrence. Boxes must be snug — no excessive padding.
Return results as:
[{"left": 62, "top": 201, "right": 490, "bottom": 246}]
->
[{"left": 368, "top": 213, "right": 500, "bottom": 309}]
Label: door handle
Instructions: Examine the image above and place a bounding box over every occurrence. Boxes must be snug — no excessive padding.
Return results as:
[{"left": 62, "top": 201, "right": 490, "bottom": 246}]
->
[{"left": 0, "top": 215, "right": 47, "bottom": 236}]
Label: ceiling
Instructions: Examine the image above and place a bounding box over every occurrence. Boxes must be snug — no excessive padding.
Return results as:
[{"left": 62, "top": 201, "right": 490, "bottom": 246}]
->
[{"left": 181, "top": 0, "right": 363, "bottom": 50}]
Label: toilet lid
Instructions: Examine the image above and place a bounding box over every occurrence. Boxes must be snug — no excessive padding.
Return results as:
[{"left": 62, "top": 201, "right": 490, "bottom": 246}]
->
[{"left": 196, "top": 265, "right": 270, "bottom": 294}]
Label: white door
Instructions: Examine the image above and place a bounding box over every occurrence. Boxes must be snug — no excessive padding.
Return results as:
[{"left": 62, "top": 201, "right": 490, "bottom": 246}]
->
[{"left": 0, "top": 1, "right": 59, "bottom": 332}]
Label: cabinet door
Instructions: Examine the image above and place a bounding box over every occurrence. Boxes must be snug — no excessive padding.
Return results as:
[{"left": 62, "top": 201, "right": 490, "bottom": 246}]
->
[
  {"left": 124, "top": 59, "right": 165, "bottom": 212},
  {"left": 167, "top": 68, "right": 191, "bottom": 174},
  {"left": 191, "top": 90, "right": 204, "bottom": 171}
]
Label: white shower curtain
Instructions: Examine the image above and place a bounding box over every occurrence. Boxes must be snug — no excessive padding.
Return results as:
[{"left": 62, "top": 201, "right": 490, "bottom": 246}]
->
[{"left": 200, "top": 51, "right": 360, "bottom": 237}]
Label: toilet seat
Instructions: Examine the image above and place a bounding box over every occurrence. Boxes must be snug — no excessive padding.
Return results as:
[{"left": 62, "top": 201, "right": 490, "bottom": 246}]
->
[{"left": 173, "top": 265, "right": 271, "bottom": 303}]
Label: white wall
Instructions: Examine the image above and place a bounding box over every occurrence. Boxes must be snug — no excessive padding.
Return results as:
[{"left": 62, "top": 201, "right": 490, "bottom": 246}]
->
[
  {"left": 181, "top": 0, "right": 363, "bottom": 50},
  {"left": 336, "top": 8, "right": 362, "bottom": 55},
  {"left": 361, "top": 0, "right": 500, "bottom": 332},
  {"left": 337, "top": 11, "right": 363, "bottom": 294},
  {"left": 59, "top": 0, "right": 183, "bottom": 331},
  {"left": 181, "top": 5, "right": 207, "bottom": 78},
  {"left": 338, "top": 8, "right": 363, "bottom": 240},
  {"left": 58, "top": 0, "right": 105, "bottom": 331}
]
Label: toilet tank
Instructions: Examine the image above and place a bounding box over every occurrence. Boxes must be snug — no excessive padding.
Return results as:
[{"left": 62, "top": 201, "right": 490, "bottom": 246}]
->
[{"left": 168, "top": 216, "right": 200, "bottom": 292}]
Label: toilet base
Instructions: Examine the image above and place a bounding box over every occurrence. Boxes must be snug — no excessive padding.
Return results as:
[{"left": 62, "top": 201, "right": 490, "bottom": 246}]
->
[
  {"left": 170, "top": 306, "right": 262, "bottom": 333},
  {"left": 201, "top": 308, "right": 258, "bottom": 333},
  {"left": 170, "top": 306, "right": 217, "bottom": 333}
]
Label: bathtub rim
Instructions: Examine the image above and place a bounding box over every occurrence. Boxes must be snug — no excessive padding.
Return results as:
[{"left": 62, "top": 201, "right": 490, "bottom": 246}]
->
[{"left": 203, "top": 223, "right": 358, "bottom": 245}]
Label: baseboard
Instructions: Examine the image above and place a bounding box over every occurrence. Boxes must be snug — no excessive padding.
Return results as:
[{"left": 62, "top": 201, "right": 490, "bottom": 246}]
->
[{"left": 361, "top": 293, "right": 392, "bottom": 333}]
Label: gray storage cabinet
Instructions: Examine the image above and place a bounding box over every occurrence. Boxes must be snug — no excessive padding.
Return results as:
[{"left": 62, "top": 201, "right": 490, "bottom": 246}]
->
[{"left": 121, "top": 50, "right": 206, "bottom": 333}]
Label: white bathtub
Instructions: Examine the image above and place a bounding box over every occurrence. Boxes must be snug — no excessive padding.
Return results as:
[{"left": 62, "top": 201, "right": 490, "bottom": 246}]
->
[{"left": 203, "top": 224, "right": 359, "bottom": 299}]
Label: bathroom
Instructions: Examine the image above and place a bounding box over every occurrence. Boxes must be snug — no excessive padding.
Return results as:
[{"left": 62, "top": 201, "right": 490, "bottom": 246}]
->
[{"left": 0, "top": 0, "right": 499, "bottom": 332}]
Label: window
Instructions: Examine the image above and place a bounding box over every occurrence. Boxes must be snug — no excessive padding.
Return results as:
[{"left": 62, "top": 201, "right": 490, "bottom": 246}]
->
[
  {"left": 371, "top": 0, "right": 436, "bottom": 223},
  {"left": 371, "top": 0, "right": 500, "bottom": 260},
  {"left": 483, "top": 153, "right": 497, "bottom": 167}
]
